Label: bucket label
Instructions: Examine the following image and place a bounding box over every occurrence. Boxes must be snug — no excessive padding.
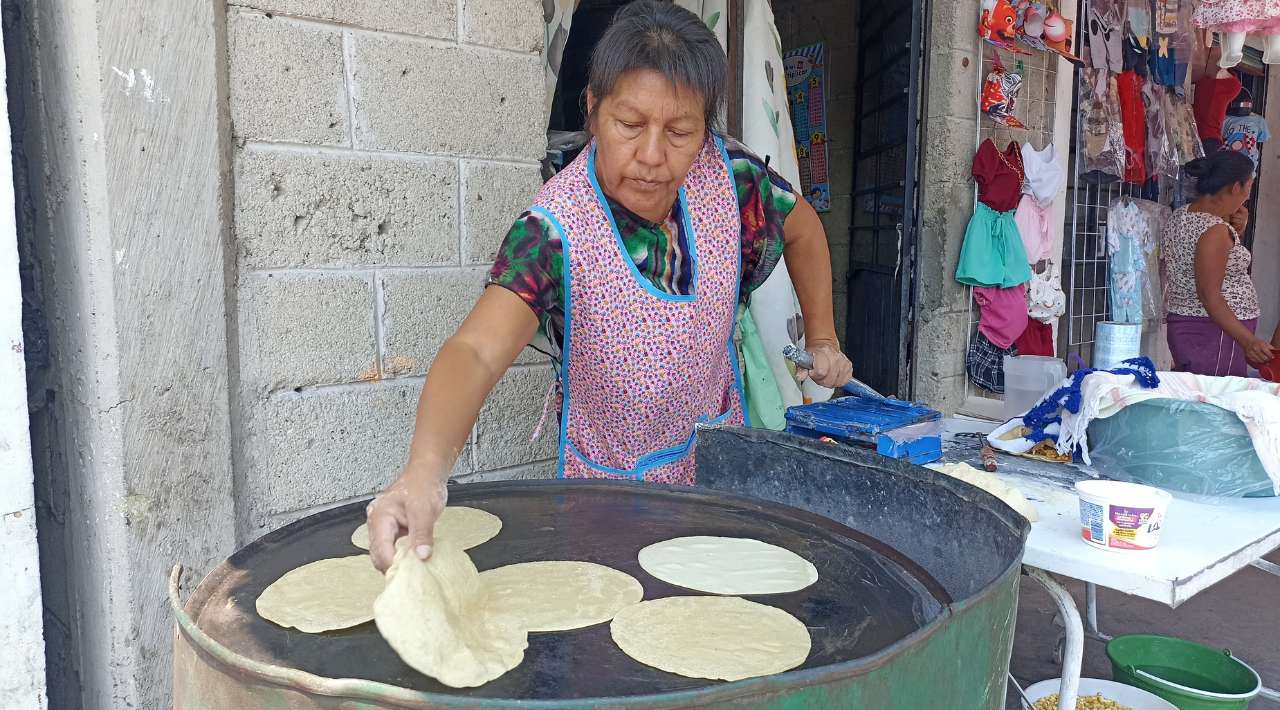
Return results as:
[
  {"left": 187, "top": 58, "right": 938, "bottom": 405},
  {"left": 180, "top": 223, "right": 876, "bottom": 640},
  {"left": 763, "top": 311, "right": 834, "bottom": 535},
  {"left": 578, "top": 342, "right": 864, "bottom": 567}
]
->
[
  {"left": 1080, "top": 499, "right": 1104, "bottom": 542},
  {"left": 1110, "top": 505, "right": 1154, "bottom": 530}
]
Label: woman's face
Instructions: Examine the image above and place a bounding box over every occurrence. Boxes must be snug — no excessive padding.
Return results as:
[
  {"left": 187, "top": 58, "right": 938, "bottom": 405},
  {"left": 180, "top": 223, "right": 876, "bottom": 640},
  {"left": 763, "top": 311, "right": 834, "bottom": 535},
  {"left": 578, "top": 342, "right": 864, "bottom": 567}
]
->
[
  {"left": 587, "top": 69, "right": 706, "bottom": 222},
  {"left": 1225, "top": 177, "right": 1255, "bottom": 211}
]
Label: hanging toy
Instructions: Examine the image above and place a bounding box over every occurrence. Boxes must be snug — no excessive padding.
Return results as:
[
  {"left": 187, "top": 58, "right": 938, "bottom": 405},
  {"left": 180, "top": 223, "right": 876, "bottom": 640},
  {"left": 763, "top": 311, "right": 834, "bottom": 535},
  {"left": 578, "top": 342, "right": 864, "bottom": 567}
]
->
[
  {"left": 981, "top": 53, "right": 1028, "bottom": 128},
  {"left": 1018, "top": 0, "right": 1050, "bottom": 51},
  {"left": 980, "top": 0, "right": 1034, "bottom": 54},
  {"left": 1041, "top": 3, "right": 1085, "bottom": 64}
]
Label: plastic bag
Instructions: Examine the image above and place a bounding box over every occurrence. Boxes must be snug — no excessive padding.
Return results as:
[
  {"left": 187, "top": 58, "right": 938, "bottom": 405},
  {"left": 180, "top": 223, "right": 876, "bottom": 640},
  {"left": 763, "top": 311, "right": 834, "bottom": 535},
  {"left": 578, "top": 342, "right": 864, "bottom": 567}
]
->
[
  {"left": 1086, "top": 398, "right": 1277, "bottom": 497},
  {"left": 1081, "top": 69, "right": 1126, "bottom": 179}
]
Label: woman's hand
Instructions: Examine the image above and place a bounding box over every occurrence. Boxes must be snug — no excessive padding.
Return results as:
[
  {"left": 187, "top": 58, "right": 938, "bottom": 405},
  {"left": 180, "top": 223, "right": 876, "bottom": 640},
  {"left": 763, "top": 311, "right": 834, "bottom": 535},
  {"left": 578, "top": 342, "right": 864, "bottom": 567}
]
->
[
  {"left": 1243, "top": 336, "right": 1276, "bottom": 367},
  {"left": 1229, "top": 206, "right": 1249, "bottom": 234},
  {"left": 366, "top": 464, "right": 449, "bottom": 573},
  {"left": 799, "top": 339, "right": 854, "bottom": 389}
]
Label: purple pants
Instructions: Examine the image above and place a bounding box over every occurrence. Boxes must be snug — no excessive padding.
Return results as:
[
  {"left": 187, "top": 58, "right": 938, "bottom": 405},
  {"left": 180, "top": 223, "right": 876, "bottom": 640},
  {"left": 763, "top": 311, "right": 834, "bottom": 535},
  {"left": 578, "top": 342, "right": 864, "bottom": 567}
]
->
[{"left": 1166, "top": 314, "right": 1257, "bottom": 377}]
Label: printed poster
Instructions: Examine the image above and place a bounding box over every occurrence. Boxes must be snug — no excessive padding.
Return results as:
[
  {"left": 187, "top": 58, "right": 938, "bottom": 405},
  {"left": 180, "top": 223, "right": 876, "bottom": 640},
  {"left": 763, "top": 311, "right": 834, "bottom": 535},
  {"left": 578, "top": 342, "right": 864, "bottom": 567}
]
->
[{"left": 783, "top": 43, "right": 830, "bottom": 212}]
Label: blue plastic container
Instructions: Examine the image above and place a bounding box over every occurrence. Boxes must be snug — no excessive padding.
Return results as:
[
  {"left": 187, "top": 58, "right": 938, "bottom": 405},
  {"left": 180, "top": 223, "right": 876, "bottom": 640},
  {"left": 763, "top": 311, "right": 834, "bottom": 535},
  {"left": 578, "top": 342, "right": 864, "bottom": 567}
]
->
[{"left": 785, "top": 396, "right": 941, "bottom": 448}]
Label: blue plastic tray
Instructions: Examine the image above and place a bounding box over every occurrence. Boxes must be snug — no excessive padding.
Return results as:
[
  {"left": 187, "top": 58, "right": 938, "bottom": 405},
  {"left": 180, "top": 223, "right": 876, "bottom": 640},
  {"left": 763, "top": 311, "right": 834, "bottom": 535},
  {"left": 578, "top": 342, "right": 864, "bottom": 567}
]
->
[{"left": 785, "top": 396, "right": 942, "bottom": 445}]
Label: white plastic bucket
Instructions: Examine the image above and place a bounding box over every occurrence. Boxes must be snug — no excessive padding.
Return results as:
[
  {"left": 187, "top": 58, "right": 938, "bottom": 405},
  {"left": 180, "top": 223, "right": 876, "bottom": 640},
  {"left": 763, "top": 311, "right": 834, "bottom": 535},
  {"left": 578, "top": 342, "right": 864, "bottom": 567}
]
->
[
  {"left": 1075, "top": 480, "right": 1172, "bottom": 551},
  {"left": 1023, "top": 677, "right": 1177, "bottom": 710}
]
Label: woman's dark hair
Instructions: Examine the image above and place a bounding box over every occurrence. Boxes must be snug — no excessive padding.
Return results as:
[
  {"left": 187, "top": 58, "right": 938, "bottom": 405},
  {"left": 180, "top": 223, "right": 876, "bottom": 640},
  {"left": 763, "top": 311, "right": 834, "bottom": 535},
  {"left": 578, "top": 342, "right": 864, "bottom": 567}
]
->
[
  {"left": 587, "top": 0, "right": 728, "bottom": 131},
  {"left": 1184, "top": 149, "right": 1255, "bottom": 195}
]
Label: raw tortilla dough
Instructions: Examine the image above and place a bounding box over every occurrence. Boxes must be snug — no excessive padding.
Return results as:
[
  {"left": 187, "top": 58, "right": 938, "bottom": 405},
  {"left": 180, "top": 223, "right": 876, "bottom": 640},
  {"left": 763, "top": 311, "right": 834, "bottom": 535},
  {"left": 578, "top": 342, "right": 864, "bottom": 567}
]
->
[
  {"left": 373, "top": 539, "right": 527, "bottom": 688},
  {"left": 256, "top": 555, "right": 384, "bottom": 632},
  {"left": 637, "top": 536, "right": 818, "bottom": 595},
  {"left": 481, "top": 561, "right": 644, "bottom": 632},
  {"left": 610, "top": 596, "right": 811, "bottom": 681},
  {"left": 351, "top": 505, "right": 502, "bottom": 551},
  {"left": 926, "top": 462, "right": 1040, "bottom": 522}
]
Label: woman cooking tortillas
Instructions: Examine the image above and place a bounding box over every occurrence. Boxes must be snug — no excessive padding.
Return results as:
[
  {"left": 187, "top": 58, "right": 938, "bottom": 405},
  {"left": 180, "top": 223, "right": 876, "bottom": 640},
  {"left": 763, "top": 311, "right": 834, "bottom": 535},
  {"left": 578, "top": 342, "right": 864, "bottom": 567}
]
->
[{"left": 367, "top": 0, "right": 851, "bottom": 571}]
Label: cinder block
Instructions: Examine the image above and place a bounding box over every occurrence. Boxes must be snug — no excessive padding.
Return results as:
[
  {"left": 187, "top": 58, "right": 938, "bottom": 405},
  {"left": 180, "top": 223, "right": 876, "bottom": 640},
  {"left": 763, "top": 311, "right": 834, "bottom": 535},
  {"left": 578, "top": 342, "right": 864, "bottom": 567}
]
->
[
  {"left": 351, "top": 37, "right": 544, "bottom": 159},
  {"left": 241, "top": 381, "right": 473, "bottom": 533},
  {"left": 917, "top": 179, "right": 974, "bottom": 312},
  {"left": 235, "top": 148, "right": 458, "bottom": 269},
  {"left": 230, "top": 0, "right": 456, "bottom": 39},
  {"left": 239, "top": 272, "right": 377, "bottom": 393},
  {"left": 925, "top": 49, "right": 980, "bottom": 122},
  {"left": 473, "top": 366, "right": 558, "bottom": 470},
  {"left": 461, "top": 0, "right": 542, "bottom": 53},
  {"left": 380, "top": 268, "right": 488, "bottom": 377},
  {"left": 228, "top": 11, "right": 348, "bottom": 145},
  {"left": 912, "top": 310, "right": 969, "bottom": 381},
  {"left": 462, "top": 160, "right": 544, "bottom": 264},
  {"left": 922, "top": 115, "right": 979, "bottom": 188}
]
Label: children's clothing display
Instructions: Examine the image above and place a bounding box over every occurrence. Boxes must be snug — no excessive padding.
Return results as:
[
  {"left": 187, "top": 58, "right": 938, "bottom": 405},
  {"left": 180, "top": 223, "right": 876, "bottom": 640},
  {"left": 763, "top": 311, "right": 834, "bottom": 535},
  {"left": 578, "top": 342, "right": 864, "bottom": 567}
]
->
[
  {"left": 960, "top": 140, "right": 1034, "bottom": 288},
  {"left": 1107, "top": 199, "right": 1156, "bottom": 324},
  {"left": 968, "top": 331, "right": 1019, "bottom": 393},
  {"left": 1152, "top": 0, "right": 1193, "bottom": 86},
  {"left": 1015, "top": 142, "right": 1065, "bottom": 265},
  {"left": 975, "top": 284, "right": 1030, "bottom": 349},
  {"left": 1116, "top": 69, "right": 1148, "bottom": 183},
  {"left": 1015, "top": 196, "right": 1052, "bottom": 263},
  {"left": 1192, "top": 0, "right": 1280, "bottom": 67},
  {"left": 1222, "top": 112, "right": 1271, "bottom": 165},
  {"left": 1027, "top": 267, "right": 1067, "bottom": 323},
  {"left": 1192, "top": 72, "right": 1243, "bottom": 144},
  {"left": 1163, "top": 89, "right": 1207, "bottom": 167},
  {"left": 1081, "top": 68, "right": 1127, "bottom": 180},
  {"left": 1020, "top": 142, "right": 1067, "bottom": 204},
  {"left": 1015, "top": 318, "right": 1055, "bottom": 356},
  {"left": 973, "top": 138, "right": 1027, "bottom": 211},
  {"left": 958, "top": 203, "right": 1034, "bottom": 287},
  {"left": 1088, "top": 0, "right": 1126, "bottom": 72}
]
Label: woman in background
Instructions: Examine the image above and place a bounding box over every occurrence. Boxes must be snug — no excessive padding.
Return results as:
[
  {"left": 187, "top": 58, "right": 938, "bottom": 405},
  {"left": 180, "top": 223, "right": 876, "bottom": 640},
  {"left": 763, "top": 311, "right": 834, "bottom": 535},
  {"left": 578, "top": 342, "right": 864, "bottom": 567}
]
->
[{"left": 1162, "top": 149, "right": 1273, "bottom": 376}]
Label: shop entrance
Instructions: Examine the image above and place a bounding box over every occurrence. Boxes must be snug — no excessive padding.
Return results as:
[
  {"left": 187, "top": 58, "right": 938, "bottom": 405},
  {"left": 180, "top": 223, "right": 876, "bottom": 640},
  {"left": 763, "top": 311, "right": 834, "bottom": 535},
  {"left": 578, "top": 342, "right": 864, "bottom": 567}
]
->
[
  {"left": 772, "top": 0, "right": 925, "bottom": 396},
  {"left": 546, "top": 0, "right": 926, "bottom": 398}
]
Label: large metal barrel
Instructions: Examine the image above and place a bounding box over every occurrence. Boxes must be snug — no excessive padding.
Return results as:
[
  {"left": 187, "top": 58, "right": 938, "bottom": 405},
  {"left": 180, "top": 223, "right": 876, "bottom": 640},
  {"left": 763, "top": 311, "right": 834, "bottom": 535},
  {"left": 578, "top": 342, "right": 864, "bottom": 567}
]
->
[{"left": 172, "top": 427, "right": 1028, "bottom": 708}]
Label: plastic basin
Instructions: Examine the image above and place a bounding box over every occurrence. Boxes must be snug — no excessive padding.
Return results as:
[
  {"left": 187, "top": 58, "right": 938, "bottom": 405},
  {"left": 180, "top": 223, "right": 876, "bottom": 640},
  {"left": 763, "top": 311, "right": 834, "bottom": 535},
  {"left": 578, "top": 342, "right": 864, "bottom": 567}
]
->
[
  {"left": 1107, "top": 635, "right": 1261, "bottom": 710},
  {"left": 1023, "top": 677, "right": 1176, "bottom": 709}
]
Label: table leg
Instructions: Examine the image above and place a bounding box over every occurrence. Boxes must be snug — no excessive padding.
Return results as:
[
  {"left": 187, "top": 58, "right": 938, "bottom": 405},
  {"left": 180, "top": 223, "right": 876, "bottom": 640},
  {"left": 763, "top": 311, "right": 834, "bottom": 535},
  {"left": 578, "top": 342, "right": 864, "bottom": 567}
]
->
[
  {"left": 1027, "top": 567, "right": 1082, "bottom": 710},
  {"left": 1084, "top": 582, "right": 1112, "bottom": 642}
]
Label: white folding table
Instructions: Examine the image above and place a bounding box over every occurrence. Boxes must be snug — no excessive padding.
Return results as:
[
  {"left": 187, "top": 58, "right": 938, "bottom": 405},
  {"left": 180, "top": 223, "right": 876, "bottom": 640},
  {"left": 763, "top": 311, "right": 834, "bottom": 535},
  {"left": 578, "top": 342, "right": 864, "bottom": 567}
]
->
[{"left": 941, "top": 418, "right": 1280, "bottom": 710}]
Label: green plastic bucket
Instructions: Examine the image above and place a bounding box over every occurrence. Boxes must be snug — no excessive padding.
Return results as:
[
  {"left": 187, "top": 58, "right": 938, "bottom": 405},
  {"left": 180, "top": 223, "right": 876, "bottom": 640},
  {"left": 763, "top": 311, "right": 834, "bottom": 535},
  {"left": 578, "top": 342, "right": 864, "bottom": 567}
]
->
[{"left": 1107, "top": 635, "right": 1261, "bottom": 710}]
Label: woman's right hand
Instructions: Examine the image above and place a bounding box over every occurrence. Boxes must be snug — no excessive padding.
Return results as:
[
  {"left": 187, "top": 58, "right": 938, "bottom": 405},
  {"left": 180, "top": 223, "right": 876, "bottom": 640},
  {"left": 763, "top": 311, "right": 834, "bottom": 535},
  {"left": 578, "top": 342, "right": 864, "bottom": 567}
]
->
[
  {"left": 366, "top": 465, "right": 449, "bottom": 573},
  {"left": 1243, "top": 336, "right": 1276, "bottom": 366}
]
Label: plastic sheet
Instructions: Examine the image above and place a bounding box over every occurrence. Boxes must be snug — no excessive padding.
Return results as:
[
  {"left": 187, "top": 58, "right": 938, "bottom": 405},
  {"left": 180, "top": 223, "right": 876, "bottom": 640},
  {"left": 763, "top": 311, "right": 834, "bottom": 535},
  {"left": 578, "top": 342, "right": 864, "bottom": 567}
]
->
[{"left": 1085, "top": 398, "right": 1276, "bottom": 498}]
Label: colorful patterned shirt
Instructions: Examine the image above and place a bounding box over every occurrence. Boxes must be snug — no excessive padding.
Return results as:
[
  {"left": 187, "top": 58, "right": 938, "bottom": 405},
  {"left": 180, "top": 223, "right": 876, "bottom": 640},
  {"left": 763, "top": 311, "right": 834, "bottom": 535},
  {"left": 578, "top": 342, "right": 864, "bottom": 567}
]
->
[{"left": 488, "top": 138, "right": 798, "bottom": 350}]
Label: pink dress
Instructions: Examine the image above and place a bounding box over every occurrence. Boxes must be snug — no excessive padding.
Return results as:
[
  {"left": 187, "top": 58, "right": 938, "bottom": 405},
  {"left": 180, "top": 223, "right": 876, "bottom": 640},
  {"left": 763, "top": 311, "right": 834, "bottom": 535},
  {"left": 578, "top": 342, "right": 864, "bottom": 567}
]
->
[
  {"left": 529, "top": 135, "right": 747, "bottom": 486},
  {"left": 1193, "top": 0, "right": 1280, "bottom": 32}
]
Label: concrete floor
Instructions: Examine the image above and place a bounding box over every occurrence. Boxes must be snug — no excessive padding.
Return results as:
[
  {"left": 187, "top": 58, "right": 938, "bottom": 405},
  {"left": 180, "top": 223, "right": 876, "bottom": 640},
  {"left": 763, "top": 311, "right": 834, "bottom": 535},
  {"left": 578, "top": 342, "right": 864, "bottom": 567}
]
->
[{"left": 1006, "top": 549, "right": 1280, "bottom": 708}]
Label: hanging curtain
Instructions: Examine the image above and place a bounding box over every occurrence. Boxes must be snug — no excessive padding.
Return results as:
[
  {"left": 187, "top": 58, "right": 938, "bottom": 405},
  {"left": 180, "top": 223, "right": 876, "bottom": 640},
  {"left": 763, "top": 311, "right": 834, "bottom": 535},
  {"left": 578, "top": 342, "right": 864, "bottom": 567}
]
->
[{"left": 544, "top": 0, "right": 580, "bottom": 119}]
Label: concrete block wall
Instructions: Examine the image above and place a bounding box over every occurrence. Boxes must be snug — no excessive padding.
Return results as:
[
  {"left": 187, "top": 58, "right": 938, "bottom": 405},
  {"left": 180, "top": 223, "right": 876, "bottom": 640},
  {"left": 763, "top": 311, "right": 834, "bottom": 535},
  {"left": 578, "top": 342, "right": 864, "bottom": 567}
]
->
[
  {"left": 914, "top": 0, "right": 1076, "bottom": 413},
  {"left": 773, "top": 0, "right": 858, "bottom": 342},
  {"left": 226, "top": 2, "right": 554, "bottom": 539},
  {"left": 913, "top": 0, "right": 986, "bottom": 414}
]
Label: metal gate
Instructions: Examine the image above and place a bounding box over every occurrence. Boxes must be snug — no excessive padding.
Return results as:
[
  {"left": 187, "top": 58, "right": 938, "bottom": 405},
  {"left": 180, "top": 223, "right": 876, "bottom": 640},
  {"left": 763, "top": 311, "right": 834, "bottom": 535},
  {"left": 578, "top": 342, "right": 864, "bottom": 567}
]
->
[{"left": 843, "top": 0, "right": 925, "bottom": 397}]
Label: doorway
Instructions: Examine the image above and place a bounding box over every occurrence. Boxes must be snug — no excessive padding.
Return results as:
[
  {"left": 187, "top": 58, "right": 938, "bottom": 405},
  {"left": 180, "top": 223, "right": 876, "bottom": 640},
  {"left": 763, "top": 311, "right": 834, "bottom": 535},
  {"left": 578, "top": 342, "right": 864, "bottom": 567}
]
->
[{"left": 772, "top": 0, "right": 925, "bottom": 397}]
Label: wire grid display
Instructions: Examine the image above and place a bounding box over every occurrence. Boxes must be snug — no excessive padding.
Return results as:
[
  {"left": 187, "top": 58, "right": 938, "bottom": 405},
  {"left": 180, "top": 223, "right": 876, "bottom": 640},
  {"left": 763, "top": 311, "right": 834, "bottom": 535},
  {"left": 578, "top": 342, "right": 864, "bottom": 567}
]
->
[
  {"left": 1060, "top": 159, "right": 1140, "bottom": 368},
  {"left": 964, "top": 43, "right": 1061, "bottom": 401}
]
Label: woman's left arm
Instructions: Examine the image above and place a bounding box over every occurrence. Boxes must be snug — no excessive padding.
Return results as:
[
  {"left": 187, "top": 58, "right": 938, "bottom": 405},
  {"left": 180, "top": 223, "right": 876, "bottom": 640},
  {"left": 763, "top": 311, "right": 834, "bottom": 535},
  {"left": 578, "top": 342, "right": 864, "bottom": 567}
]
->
[{"left": 782, "top": 196, "right": 854, "bottom": 388}]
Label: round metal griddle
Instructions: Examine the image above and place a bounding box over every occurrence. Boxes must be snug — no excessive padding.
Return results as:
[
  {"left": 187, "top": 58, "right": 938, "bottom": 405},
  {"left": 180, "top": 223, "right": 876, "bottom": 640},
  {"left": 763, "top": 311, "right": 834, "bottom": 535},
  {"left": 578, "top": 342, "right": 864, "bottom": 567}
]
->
[{"left": 190, "top": 480, "right": 949, "bottom": 701}]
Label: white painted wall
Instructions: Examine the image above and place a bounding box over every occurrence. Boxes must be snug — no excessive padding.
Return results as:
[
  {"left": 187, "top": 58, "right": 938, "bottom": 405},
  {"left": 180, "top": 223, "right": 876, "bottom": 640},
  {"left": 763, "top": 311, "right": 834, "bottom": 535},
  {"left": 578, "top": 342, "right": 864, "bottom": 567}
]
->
[
  {"left": 0, "top": 43, "right": 49, "bottom": 710},
  {"left": 1252, "top": 74, "right": 1280, "bottom": 346}
]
